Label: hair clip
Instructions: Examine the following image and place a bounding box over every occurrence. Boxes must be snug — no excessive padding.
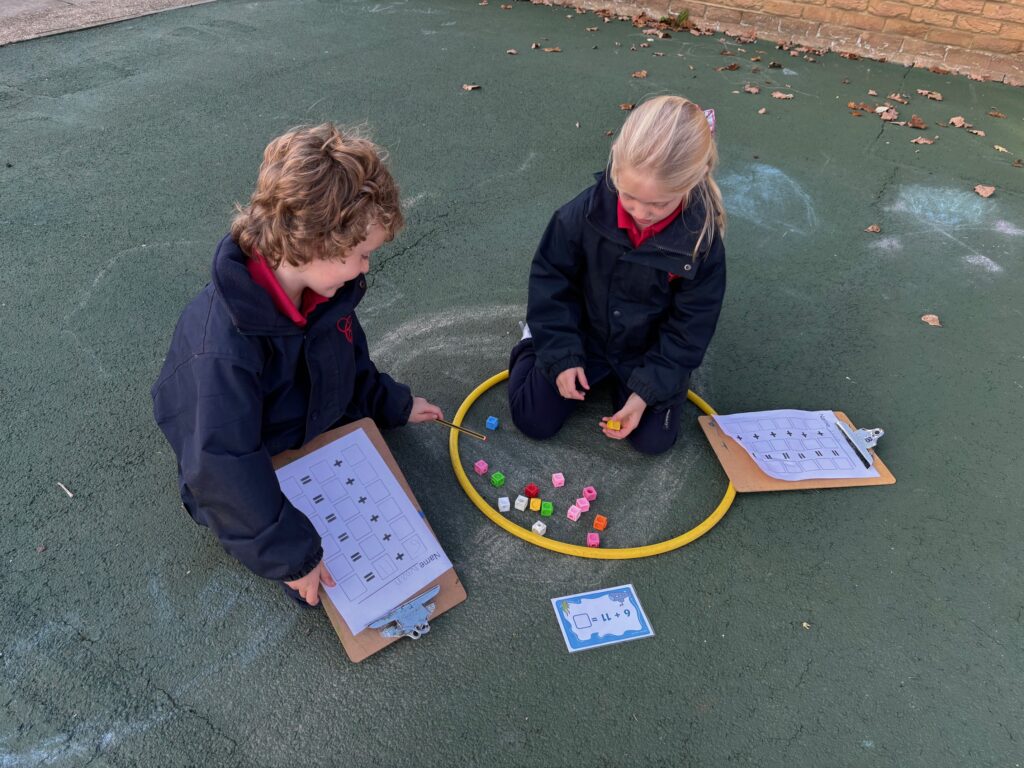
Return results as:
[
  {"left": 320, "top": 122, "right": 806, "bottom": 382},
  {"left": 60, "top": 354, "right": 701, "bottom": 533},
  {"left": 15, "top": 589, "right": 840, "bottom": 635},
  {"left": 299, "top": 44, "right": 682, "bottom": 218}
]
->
[{"left": 703, "top": 108, "right": 716, "bottom": 135}]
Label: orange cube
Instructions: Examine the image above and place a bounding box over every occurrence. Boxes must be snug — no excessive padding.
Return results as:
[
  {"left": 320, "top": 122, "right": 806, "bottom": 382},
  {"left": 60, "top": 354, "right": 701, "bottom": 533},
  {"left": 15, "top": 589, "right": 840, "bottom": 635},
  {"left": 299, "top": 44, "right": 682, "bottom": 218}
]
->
[{"left": 593, "top": 515, "right": 608, "bottom": 531}]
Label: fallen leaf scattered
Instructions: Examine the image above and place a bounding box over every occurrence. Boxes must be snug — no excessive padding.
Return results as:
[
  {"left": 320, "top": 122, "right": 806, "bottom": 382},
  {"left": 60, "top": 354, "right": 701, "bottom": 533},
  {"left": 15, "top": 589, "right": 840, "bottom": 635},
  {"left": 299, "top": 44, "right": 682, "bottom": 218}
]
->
[
  {"left": 585, "top": 26, "right": 598, "bottom": 32},
  {"left": 751, "top": 56, "right": 762, "bottom": 62},
  {"left": 1013, "top": 159, "right": 1023, "bottom": 168},
  {"left": 619, "top": 102, "right": 635, "bottom": 111},
  {"left": 987, "top": 110, "right": 1006, "bottom": 119},
  {"left": 771, "top": 91, "right": 794, "bottom": 100},
  {"left": 948, "top": 115, "right": 966, "bottom": 128},
  {"left": 994, "top": 145, "right": 1010, "bottom": 154},
  {"left": 801, "top": 622, "right": 811, "bottom": 630},
  {"left": 879, "top": 107, "right": 899, "bottom": 122},
  {"left": 56, "top": 482, "right": 74, "bottom": 498},
  {"left": 500, "top": 2, "right": 511, "bottom": 8},
  {"left": 36, "top": 545, "right": 46, "bottom": 553},
  {"left": 768, "top": 61, "right": 782, "bottom": 69},
  {"left": 967, "top": 128, "right": 986, "bottom": 137},
  {"left": 715, "top": 63, "right": 740, "bottom": 71},
  {"left": 864, "top": 224, "right": 881, "bottom": 233},
  {"left": 911, "top": 137, "right": 935, "bottom": 144},
  {"left": 605, "top": 130, "right": 614, "bottom": 136},
  {"left": 867, "top": 89, "right": 878, "bottom": 96},
  {"left": 757, "top": 107, "right": 767, "bottom": 115},
  {"left": 916, "top": 88, "right": 943, "bottom": 101},
  {"left": 543, "top": 47, "right": 561, "bottom": 53},
  {"left": 462, "top": 83, "right": 481, "bottom": 91},
  {"left": 530, "top": 42, "right": 540, "bottom": 49},
  {"left": 506, "top": 48, "right": 518, "bottom": 55},
  {"left": 887, "top": 92, "right": 909, "bottom": 104},
  {"left": 632, "top": 70, "right": 648, "bottom": 78},
  {"left": 908, "top": 114, "right": 927, "bottom": 130},
  {"left": 974, "top": 184, "right": 995, "bottom": 198},
  {"left": 848, "top": 101, "right": 871, "bottom": 111},
  {"left": 744, "top": 84, "right": 761, "bottom": 95},
  {"left": 921, "top": 314, "right": 942, "bottom": 327}
]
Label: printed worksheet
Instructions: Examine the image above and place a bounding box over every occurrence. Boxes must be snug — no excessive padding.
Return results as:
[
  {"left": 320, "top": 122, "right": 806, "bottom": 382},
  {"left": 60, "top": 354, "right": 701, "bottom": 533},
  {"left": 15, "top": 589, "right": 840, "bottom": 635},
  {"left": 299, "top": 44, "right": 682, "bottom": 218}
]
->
[
  {"left": 551, "top": 584, "right": 654, "bottom": 653},
  {"left": 713, "top": 409, "right": 880, "bottom": 481},
  {"left": 275, "top": 428, "right": 452, "bottom": 633}
]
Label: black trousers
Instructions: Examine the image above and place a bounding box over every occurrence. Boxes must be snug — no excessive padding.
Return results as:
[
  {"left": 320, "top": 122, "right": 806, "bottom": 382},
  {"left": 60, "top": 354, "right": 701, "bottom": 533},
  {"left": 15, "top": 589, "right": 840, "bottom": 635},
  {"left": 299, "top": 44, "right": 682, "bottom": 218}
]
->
[{"left": 507, "top": 339, "right": 681, "bottom": 455}]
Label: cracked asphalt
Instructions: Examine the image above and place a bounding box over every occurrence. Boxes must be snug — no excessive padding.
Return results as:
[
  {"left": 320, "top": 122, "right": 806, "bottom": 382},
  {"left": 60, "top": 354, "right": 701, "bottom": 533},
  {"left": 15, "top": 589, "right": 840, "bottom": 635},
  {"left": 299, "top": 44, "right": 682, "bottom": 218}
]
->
[{"left": 1, "top": 1, "right": 1022, "bottom": 766}]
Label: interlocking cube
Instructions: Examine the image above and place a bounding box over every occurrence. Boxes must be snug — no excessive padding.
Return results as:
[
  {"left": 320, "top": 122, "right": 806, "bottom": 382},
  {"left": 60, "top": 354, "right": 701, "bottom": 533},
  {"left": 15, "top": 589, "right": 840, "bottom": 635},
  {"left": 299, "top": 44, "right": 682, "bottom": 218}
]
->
[
  {"left": 593, "top": 514, "right": 608, "bottom": 531},
  {"left": 490, "top": 471, "right": 505, "bottom": 488},
  {"left": 474, "top": 460, "right": 488, "bottom": 476},
  {"left": 551, "top": 472, "right": 565, "bottom": 488},
  {"left": 497, "top": 496, "right": 510, "bottom": 512},
  {"left": 582, "top": 486, "right": 597, "bottom": 501},
  {"left": 529, "top": 497, "right": 542, "bottom": 512},
  {"left": 567, "top": 505, "right": 582, "bottom": 522},
  {"left": 485, "top": 416, "right": 499, "bottom": 431},
  {"left": 540, "top": 501, "right": 553, "bottom": 517},
  {"left": 523, "top": 483, "right": 539, "bottom": 498},
  {"left": 586, "top": 532, "right": 600, "bottom": 547},
  {"left": 606, "top": 420, "right": 622, "bottom": 431},
  {"left": 576, "top": 498, "right": 590, "bottom": 512},
  {"left": 532, "top": 520, "right": 547, "bottom": 536},
  {"left": 514, "top": 495, "right": 529, "bottom": 511}
]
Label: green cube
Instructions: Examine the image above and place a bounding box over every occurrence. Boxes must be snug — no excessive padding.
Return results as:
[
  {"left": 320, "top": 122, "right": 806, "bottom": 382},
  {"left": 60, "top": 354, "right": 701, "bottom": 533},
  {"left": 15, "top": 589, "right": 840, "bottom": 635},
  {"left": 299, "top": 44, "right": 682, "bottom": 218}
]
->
[
  {"left": 490, "top": 472, "right": 506, "bottom": 488},
  {"left": 540, "top": 501, "right": 553, "bottom": 517}
]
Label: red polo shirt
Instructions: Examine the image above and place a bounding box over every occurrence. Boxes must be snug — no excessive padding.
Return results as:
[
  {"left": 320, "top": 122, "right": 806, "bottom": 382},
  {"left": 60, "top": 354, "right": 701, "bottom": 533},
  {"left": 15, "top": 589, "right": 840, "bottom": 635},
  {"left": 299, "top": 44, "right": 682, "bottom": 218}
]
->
[
  {"left": 616, "top": 197, "right": 680, "bottom": 247},
  {"left": 246, "top": 250, "right": 330, "bottom": 328}
]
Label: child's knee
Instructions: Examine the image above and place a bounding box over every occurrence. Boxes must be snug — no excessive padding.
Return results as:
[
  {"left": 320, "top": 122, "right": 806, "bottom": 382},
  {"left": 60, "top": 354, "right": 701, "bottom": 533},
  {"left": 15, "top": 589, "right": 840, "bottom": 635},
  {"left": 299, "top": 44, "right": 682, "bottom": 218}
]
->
[
  {"left": 510, "top": 410, "right": 564, "bottom": 441},
  {"left": 629, "top": 428, "right": 678, "bottom": 455}
]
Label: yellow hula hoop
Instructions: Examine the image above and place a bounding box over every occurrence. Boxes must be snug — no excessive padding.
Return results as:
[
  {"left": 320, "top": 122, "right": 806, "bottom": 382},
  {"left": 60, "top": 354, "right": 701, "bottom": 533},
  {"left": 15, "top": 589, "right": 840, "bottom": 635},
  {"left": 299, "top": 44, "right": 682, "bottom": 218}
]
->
[{"left": 448, "top": 370, "right": 737, "bottom": 559}]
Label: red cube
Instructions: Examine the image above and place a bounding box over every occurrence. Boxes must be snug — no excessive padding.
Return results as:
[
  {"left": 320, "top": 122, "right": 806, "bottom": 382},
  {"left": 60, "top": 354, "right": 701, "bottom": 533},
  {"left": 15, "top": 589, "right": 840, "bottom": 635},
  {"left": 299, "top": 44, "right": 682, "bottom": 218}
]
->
[{"left": 523, "top": 483, "right": 540, "bottom": 498}]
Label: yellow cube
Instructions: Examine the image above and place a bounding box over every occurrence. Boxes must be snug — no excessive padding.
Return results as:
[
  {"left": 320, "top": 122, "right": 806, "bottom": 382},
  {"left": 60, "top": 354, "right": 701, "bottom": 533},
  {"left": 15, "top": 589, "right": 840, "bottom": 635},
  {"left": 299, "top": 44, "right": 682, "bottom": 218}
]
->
[
  {"left": 529, "top": 497, "right": 542, "bottom": 512},
  {"left": 606, "top": 420, "right": 622, "bottom": 431}
]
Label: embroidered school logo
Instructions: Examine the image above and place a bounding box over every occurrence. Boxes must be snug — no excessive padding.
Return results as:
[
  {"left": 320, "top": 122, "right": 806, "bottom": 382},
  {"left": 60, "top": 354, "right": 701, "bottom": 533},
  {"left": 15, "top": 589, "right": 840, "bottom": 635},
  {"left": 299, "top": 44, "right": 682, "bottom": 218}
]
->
[{"left": 337, "top": 315, "right": 354, "bottom": 343}]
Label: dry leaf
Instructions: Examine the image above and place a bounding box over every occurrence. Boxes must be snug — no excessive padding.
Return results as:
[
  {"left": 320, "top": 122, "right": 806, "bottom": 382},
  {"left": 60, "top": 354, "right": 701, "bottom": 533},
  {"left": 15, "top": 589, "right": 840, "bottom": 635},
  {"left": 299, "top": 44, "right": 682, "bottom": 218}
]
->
[
  {"left": 757, "top": 107, "right": 767, "bottom": 115},
  {"left": 908, "top": 114, "right": 927, "bottom": 130},
  {"left": 500, "top": 2, "right": 512, "bottom": 8},
  {"left": 462, "top": 83, "right": 481, "bottom": 91},
  {"left": 768, "top": 61, "right": 782, "bottom": 69},
  {"left": 1013, "top": 159, "right": 1023, "bottom": 168},
  {"left": 987, "top": 109, "right": 1006, "bottom": 118},
  {"left": 974, "top": 184, "right": 995, "bottom": 198},
  {"left": 632, "top": 70, "right": 648, "bottom": 78},
  {"left": 848, "top": 101, "right": 871, "bottom": 111},
  {"left": 478, "top": 0, "right": 487, "bottom": 4},
  {"left": 543, "top": 47, "right": 561, "bottom": 53},
  {"left": 604, "top": 130, "right": 614, "bottom": 137},
  {"left": 619, "top": 102, "right": 635, "bottom": 111},
  {"left": 967, "top": 128, "right": 986, "bottom": 137},
  {"left": 879, "top": 108, "right": 899, "bottom": 122},
  {"left": 888, "top": 92, "right": 909, "bottom": 104},
  {"left": 771, "top": 91, "right": 794, "bottom": 100},
  {"left": 921, "top": 314, "right": 942, "bottom": 327},
  {"left": 745, "top": 84, "right": 761, "bottom": 95},
  {"left": 36, "top": 545, "right": 46, "bottom": 553},
  {"left": 585, "top": 26, "right": 598, "bottom": 32},
  {"left": 506, "top": 48, "right": 518, "bottom": 55},
  {"left": 916, "top": 88, "right": 943, "bottom": 101},
  {"left": 994, "top": 145, "right": 1010, "bottom": 154},
  {"left": 640, "top": 42, "right": 651, "bottom": 48},
  {"left": 801, "top": 621, "right": 811, "bottom": 630},
  {"left": 911, "top": 137, "right": 935, "bottom": 145},
  {"left": 751, "top": 56, "right": 762, "bottom": 62},
  {"left": 720, "top": 49, "right": 735, "bottom": 56},
  {"left": 868, "top": 89, "right": 878, "bottom": 96},
  {"left": 530, "top": 42, "right": 540, "bottom": 49},
  {"left": 715, "top": 63, "right": 741, "bottom": 71},
  {"left": 865, "top": 224, "right": 881, "bottom": 233},
  {"left": 948, "top": 115, "right": 966, "bottom": 128},
  {"left": 653, "top": 52, "right": 665, "bottom": 57}
]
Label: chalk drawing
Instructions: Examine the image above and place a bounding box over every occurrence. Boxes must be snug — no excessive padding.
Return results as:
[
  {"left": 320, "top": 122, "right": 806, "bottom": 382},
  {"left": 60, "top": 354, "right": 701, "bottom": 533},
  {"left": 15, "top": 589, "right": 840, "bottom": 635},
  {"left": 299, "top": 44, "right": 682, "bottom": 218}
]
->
[
  {"left": 994, "top": 220, "right": 1024, "bottom": 237},
  {"left": 719, "top": 163, "right": 818, "bottom": 235},
  {"left": 868, "top": 236, "right": 903, "bottom": 254}
]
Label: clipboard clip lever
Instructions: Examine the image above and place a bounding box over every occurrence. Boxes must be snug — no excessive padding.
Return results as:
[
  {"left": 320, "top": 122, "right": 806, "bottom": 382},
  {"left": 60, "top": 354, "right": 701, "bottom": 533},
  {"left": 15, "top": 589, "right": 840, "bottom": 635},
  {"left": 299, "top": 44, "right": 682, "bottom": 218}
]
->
[
  {"left": 367, "top": 585, "right": 441, "bottom": 640},
  {"left": 835, "top": 421, "right": 884, "bottom": 468}
]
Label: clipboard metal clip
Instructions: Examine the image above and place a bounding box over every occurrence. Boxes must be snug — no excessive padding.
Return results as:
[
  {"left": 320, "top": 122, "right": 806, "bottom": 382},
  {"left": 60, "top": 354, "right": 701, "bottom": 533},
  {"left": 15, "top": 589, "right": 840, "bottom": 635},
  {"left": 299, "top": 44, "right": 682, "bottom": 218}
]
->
[
  {"left": 367, "top": 585, "right": 441, "bottom": 641},
  {"left": 835, "top": 421, "right": 884, "bottom": 468}
]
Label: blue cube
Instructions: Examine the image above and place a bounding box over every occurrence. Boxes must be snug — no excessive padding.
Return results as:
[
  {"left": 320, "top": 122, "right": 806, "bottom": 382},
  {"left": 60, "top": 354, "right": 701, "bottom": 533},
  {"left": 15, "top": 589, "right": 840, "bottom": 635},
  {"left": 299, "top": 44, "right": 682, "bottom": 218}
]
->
[{"left": 485, "top": 416, "right": 499, "bottom": 431}]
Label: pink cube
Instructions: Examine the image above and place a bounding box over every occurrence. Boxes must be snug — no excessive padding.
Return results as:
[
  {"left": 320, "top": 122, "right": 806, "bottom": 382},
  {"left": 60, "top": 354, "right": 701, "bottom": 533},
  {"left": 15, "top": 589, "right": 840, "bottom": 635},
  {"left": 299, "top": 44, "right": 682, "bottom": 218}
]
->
[
  {"left": 586, "top": 532, "right": 600, "bottom": 547},
  {"left": 567, "top": 505, "right": 582, "bottom": 522},
  {"left": 551, "top": 472, "right": 565, "bottom": 488},
  {"left": 582, "top": 486, "right": 597, "bottom": 501},
  {"left": 576, "top": 498, "right": 590, "bottom": 512},
  {"left": 474, "top": 460, "right": 488, "bottom": 476}
]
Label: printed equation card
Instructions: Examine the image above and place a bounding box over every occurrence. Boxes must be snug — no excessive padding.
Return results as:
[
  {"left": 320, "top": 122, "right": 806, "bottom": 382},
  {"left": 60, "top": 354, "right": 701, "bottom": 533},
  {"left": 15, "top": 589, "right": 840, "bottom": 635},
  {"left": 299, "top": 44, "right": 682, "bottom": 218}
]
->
[{"left": 551, "top": 584, "right": 654, "bottom": 653}]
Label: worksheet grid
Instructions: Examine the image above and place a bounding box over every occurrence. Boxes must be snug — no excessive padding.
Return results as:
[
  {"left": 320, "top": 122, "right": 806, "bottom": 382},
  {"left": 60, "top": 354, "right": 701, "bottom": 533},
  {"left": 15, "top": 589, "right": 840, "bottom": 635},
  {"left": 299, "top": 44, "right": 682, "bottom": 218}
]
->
[
  {"left": 731, "top": 416, "right": 855, "bottom": 475},
  {"left": 278, "top": 444, "right": 427, "bottom": 604}
]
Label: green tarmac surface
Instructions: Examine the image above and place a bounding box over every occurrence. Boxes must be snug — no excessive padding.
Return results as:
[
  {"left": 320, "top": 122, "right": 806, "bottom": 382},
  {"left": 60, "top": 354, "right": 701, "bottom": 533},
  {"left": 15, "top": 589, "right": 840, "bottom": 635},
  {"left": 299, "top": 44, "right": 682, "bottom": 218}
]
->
[{"left": 2, "top": 1, "right": 1023, "bottom": 765}]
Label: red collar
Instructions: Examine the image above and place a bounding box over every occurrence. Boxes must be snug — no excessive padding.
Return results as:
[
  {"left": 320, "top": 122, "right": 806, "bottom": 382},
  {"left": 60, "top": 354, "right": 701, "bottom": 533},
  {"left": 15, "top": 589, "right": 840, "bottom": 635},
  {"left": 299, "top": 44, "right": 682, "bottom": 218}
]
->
[
  {"left": 246, "top": 250, "right": 330, "bottom": 328},
  {"left": 616, "top": 197, "right": 680, "bottom": 247}
]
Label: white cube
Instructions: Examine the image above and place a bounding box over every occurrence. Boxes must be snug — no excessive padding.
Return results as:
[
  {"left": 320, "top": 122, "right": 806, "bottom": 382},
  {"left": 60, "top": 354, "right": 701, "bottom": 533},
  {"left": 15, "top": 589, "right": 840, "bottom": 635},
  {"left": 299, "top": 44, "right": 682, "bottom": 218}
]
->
[
  {"left": 497, "top": 496, "right": 510, "bottom": 512},
  {"left": 514, "top": 495, "right": 529, "bottom": 511},
  {"left": 531, "top": 520, "right": 547, "bottom": 536}
]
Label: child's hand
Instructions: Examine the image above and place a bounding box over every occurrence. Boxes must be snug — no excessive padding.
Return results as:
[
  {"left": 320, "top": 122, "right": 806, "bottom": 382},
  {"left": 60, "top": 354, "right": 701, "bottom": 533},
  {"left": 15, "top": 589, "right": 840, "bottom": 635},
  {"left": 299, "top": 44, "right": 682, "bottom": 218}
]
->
[
  {"left": 600, "top": 393, "right": 647, "bottom": 440},
  {"left": 556, "top": 367, "right": 590, "bottom": 401},
  {"left": 408, "top": 396, "right": 444, "bottom": 424},
  {"left": 284, "top": 560, "right": 336, "bottom": 607}
]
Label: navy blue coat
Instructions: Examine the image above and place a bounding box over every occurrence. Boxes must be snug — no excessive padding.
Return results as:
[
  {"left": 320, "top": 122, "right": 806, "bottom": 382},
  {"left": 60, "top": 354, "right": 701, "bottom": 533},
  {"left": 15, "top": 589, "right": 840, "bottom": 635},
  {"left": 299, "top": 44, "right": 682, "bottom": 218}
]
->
[
  {"left": 152, "top": 236, "right": 413, "bottom": 581},
  {"left": 527, "top": 172, "right": 726, "bottom": 411}
]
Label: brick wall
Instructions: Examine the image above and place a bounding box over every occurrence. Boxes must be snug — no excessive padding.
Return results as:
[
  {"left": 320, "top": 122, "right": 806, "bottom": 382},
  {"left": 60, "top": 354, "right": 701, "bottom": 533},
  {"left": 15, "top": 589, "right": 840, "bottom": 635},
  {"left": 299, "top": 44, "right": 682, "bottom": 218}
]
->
[{"left": 552, "top": 0, "right": 1024, "bottom": 85}]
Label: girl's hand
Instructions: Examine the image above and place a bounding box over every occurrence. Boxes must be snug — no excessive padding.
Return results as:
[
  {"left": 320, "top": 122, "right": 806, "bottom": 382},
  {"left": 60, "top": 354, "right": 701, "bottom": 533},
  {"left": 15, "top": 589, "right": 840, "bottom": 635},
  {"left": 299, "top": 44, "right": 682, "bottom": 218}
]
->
[
  {"left": 284, "top": 560, "right": 336, "bottom": 607},
  {"left": 600, "top": 393, "right": 647, "bottom": 440},
  {"left": 556, "top": 367, "right": 590, "bottom": 401},
  {"left": 408, "top": 396, "right": 444, "bottom": 424}
]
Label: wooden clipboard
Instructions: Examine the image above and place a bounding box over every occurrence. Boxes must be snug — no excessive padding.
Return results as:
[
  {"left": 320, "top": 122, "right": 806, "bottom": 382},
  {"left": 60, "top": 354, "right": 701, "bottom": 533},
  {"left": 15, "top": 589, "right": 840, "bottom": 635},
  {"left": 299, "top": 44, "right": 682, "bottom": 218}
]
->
[
  {"left": 272, "top": 418, "right": 466, "bottom": 662},
  {"left": 698, "top": 411, "right": 896, "bottom": 493}
]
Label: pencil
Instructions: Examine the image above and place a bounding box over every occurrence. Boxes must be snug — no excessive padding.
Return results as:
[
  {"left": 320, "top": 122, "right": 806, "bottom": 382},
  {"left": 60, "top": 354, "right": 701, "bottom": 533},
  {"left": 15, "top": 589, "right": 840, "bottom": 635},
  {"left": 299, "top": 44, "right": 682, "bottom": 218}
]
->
[{"left": 434, "top": 417, "right": 488, "bottom": 442}]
